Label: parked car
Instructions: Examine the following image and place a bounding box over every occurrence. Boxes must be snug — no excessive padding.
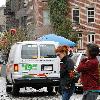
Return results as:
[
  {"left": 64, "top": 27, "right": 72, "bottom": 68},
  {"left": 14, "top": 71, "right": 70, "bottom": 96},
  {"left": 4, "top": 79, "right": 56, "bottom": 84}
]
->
[
  {"left": 71, "top": 52, "right": 86, "bottom": 68},
  {"left": 71, "top": 52, "right": 100, "bottom": 93}
]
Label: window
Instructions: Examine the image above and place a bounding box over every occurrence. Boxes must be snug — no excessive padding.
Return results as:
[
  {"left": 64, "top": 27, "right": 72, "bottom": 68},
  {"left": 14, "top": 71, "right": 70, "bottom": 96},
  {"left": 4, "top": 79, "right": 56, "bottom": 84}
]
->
[
  {"left": 21, "top": 44, "right": 38, "bottom": 59},
  {"left": 40, "top": 44, "right": 56, "bottom": 58},
  {"left": 78, "top": 33, "right": 83, "bottom": 49},
  {"left": 43, "top": 10, "right": 50, "bottom": 25},
  {"left": 21, "top": 16, "right": 27, "bottom": 27},
  {"left": 87, "top": 7, "right": 95, "bottom": 23},
  {"left": 88, "top": 32, "right": 95, "bottom": 43},
  {"left": 24, "top": 0, "right": 28, "bottom": 7},
  {"left": 78, "top": 33, "right": 82, "bottom": 37},
  {"left": 72, "top": 8, "right": 80, "bottom": 24}
]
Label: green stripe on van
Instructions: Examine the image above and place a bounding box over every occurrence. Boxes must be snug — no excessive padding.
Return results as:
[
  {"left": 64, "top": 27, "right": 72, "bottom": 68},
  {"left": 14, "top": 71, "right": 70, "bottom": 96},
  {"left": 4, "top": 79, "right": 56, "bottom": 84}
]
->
[{"left": 22, "top": 64, "right": 37, "bottom": 70}]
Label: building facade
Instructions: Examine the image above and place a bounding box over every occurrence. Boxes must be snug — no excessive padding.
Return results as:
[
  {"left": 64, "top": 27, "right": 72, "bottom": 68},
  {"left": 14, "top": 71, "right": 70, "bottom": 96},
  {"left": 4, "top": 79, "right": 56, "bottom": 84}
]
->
[
  {"left": 15, "top": 0, "right": 27, "bottom": 30},
  {"left": 27, "top": 0, "right": 100, "bottom": 48},
  {"left": 5, "top": 0, "right": 27, "bottom": 31},
  {"left": 26, "top": 0, "right": 53, "bottom": 39},
  {"left": 5, "top": 0, "right": 100, "bottom": 48},
  {"left": 0, "top": 7, "right": 6, "bottom": 33},
  {"left": 4, "top": 0, "right": 17, "bottom": 31},
  {"left": 70, "top": 0, "right": 100, "bottom": 48}
]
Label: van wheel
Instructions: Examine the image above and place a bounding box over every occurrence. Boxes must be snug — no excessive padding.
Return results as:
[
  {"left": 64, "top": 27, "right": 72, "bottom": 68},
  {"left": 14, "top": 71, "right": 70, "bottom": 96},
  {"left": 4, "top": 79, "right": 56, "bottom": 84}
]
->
[
  {"left": 55, "top": 87, "right": 60, "bottom": 94},
  {"left": 58, "top": 86, "right": 62, "bottom": 95},
  {"left": 47, "top": 86, "right": 53, "bottom": 94},
  {"left": 6, "top": 78, "right": 12, "bottom": 93},
  {"left": 12, "top": 84, "right": 20, "bottom": 96},
  {"left": 6, "top": 86, "right": 12, "bottom": 93}
]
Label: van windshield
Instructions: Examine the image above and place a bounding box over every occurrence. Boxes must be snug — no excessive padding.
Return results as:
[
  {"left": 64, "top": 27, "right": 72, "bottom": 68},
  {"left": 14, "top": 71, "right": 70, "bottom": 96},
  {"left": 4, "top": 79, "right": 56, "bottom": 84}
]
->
[
  {"left": 40, "top": 44, "right": 56, "bottom": 58},
  {"left": 21, "top": 44, "right": 38, "bottom": 59}
]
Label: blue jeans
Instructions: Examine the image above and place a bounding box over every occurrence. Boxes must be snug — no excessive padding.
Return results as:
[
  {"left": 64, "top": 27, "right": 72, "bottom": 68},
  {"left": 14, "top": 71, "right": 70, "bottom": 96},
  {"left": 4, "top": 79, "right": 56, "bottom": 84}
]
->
[{"left": 62, "top": 83, "right": 75, "bottom": 100}]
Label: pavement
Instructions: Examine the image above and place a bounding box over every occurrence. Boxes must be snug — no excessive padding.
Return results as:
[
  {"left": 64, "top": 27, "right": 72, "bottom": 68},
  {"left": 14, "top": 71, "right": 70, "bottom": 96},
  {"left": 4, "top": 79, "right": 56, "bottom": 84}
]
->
[{"left": 0, "top": 77, "right": 100, "bottom": 100}]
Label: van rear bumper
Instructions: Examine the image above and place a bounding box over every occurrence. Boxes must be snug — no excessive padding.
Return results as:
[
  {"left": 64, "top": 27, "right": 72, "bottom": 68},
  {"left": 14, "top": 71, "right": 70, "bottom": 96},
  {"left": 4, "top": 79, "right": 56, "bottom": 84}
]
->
[{"left": 14, "top": 77, "right": 60, "bottom": 87}]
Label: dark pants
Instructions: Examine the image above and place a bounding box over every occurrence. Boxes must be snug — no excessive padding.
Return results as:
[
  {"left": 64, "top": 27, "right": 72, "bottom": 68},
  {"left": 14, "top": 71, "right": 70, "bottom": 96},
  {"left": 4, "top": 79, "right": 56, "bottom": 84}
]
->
[
  {"left": 61, "top": 83, "right": 75, "bottom": 100},
  {"left": 82, "top": 91, "right": 99, "bottom": 100}
]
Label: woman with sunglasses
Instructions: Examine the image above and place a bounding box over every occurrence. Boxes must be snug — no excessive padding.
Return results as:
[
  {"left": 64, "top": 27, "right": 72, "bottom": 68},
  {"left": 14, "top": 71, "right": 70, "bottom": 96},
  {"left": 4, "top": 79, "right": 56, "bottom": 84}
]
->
[{"left": 55, "top": 45, "right": 75, "bottom": 100}]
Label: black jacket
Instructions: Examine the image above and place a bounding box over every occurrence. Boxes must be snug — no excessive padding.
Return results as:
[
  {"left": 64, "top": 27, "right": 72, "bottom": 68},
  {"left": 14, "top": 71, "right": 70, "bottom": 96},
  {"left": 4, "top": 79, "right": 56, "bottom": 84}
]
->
[{"left": 60, "top": 55, "right": 74, "bottom": 87}]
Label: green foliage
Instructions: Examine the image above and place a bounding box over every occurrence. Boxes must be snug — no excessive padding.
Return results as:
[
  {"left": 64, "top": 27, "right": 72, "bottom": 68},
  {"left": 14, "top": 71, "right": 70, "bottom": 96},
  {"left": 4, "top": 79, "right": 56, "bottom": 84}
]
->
[
  {"left": 0, "top": 28, "right": 30, "bottom": 60},
  {"left": 48, "top": 0, "right": 72, "bottom": 38},
  {"left": 68, "top": 32, "right": 80, "bottom": 43}
]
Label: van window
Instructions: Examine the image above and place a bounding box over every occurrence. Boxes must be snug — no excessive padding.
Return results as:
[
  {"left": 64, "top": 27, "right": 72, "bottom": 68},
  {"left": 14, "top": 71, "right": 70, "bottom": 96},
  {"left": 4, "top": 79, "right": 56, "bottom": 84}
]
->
[
  {"left": 40, "top": 44, "right": 56, "bottom": 58},
  {"left": 21, "top": 44, "right": 38, "bottom": 59}
]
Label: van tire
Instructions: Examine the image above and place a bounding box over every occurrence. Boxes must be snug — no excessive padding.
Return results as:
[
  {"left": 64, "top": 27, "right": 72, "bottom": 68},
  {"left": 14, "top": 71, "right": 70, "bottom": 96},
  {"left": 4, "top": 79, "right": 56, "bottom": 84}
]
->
[
  {"left": 12, "top": 84, "right": 19, "bottom": 96},
  {"left": 55, "top": 87, "right": 59, "bottom": 94},
  {"left": 6, "top": 86, "right": 12, "bottom": 93},
  {"left": 47, "top": 86, "right": 53, "bottom": 94},
  {"left": 6, "top": 77, "right": 12, "bottom": 93}
]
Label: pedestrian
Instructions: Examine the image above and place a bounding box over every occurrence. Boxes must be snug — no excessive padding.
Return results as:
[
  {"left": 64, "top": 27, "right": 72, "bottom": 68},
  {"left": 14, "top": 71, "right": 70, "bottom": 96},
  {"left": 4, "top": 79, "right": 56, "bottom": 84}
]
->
[
  {"left": 55, "top": 45, "right": 75, "bottom": 100},
  {"left": 76, "top": 43, "right": 100, "bottom": 100}
]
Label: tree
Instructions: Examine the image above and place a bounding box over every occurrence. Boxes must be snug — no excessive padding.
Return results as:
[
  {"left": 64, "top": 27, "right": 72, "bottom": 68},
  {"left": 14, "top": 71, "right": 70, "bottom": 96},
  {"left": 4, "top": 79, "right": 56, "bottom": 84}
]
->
[
  {"left": 48, "top": 0, "right": 79, "bottom": 43},
  {"left": 0, "top": 28, "right": 30, "bottom": 62}
]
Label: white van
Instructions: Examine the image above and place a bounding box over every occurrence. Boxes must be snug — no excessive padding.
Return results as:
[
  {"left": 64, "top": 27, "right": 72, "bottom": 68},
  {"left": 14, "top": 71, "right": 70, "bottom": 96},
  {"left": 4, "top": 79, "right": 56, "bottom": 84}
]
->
[{"left": 6, "top": 41, "right": 60, "bottom": 95}]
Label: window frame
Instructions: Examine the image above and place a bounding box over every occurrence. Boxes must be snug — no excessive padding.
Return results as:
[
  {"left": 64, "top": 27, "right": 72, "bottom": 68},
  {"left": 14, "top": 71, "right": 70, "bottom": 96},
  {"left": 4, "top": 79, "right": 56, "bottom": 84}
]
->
[
  {"left": 87, "top": 32, "right": 95, "bottom": 43},
  {"left": 21, "top": 44, "right": 38, "bottom": 59},
  {"left": 78, "top": 33, "right": 83, "bottom": 49},
  {"left": 72, "top": 8, "right": 80, "bottom": 24},
  {"left": 43, "top": 9, "right": 50, "bottom": 25},
  {"left": 39, "top": 44, "right": 56, "bottom": 58},
  {"left": 87, "top": 7, "right": 95, "bottom": 23}
]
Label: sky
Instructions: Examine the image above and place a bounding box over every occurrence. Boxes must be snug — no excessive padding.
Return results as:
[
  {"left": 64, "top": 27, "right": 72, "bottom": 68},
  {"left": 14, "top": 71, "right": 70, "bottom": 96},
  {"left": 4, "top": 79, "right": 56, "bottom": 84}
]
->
[{"left": 0, "top": 0, "right": 6, "bottom": 7}]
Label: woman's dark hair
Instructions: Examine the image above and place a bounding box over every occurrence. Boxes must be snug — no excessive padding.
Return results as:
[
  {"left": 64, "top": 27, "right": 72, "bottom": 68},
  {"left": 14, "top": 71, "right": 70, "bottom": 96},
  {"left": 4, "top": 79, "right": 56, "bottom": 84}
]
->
[{"left": 87, "top": 43, "right": 99, "bottom": 58}]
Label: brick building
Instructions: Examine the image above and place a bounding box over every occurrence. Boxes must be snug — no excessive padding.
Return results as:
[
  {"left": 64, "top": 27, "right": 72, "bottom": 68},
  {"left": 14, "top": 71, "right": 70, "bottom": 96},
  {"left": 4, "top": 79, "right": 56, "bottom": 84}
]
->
[
  {"left": 5, "top": 0, "right": 100, "bottom": 48},
  {"left": 70, "top": 0, "right": 100, "bottom": 49},
  {"left": 26, "top": 0, "right": 53, "bottom": 39},
  {"left": 0, "top": 7, "right": 6, "bottom": 33},
  {"left": 27, "top": 0, "right": 100, "bottom": 48},
  {"left": 5, "top": 0, "right": 27, "bottom": 31}
]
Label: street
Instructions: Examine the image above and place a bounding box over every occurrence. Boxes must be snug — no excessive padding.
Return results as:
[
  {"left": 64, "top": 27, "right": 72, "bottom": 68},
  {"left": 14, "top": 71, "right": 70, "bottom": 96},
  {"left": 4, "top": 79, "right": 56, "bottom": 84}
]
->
[
  {"left": 0, "top": 0, "right": 100, "bottom": 99},
  {"left": 0, "top": 77, "right": 99, "bottom": 100}
]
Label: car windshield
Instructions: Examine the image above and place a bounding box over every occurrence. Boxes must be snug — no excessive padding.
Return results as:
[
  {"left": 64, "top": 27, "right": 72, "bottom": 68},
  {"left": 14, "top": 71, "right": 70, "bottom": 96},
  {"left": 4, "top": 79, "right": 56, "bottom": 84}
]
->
[
  {"left": 40, "top": 44, "right": 56, "bottom": 58},
  {"left": 71, "top": 53, "right": 86, "bottom": 64},
  {"left": 21, "top": 44, "right": 38, "bottom": 59},
  {"left": 71, "top": 53, "right": 80, "bottom": 64}
]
